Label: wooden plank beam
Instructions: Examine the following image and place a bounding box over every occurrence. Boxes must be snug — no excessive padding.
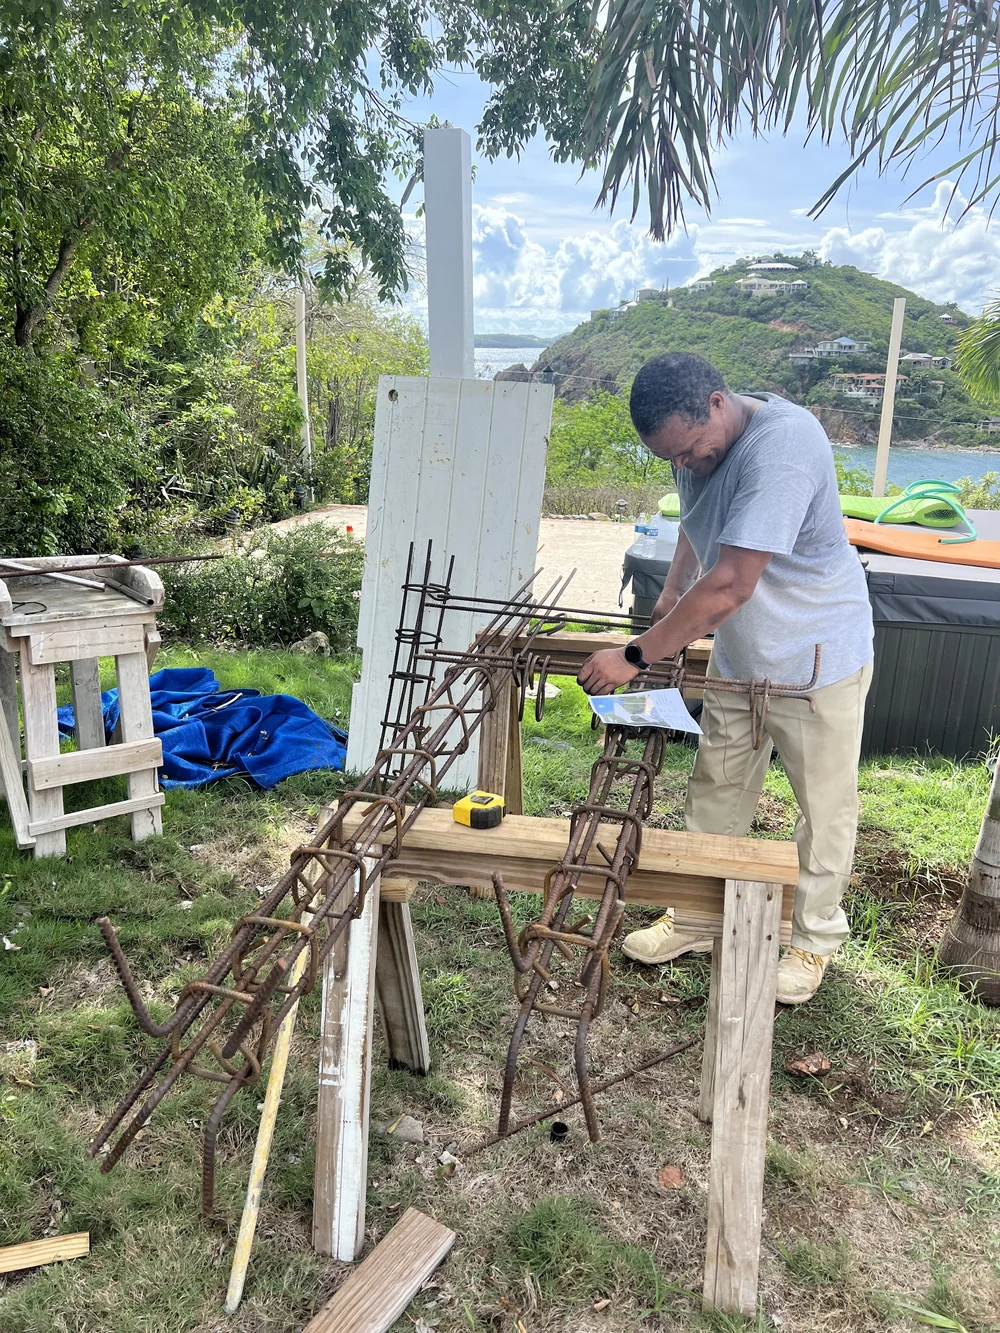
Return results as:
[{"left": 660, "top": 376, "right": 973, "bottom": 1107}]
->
[
  {"left": 698, "top": 943, "right": 722, "bottom": 1124},
  {"left": 503, "top": 682, "right": 524, "bottom": 816},
  {"left": 27, "top": 792, "right": 165, "bottom": 837},
  {"left": 0, "top": 648, "right": 19, "bottom": 754},
  {"left": 0, "top": 1232, "right": 89, "bottom": 1274},
  {"left": 19, "top": 650, "right": 65, "bottom": 857},
  {"left": 26, "top": 620, "right": 147, "bottom": 666},
  {"left": 0, "top": 687, "right": 33, "bottom": 848},
  {"left": 115, "top": 652, "right": 161, "bottom": 841},
  {"left": 302, "top": 1207, "right": 455, "bottom": 1333},
  {"left": 374, "top": 900, "right": 431, "bottom": 1074},
  {"left": 28, "top": 738, "right": 161, "bottom": 791},
  {"left": 339, "top": 805, "right": 799, "bottom": 886},
  {"left": 69, "top": 658, "right": 106, "bottom": 752},
  {"left": 313, "top": 873, "right": 381, "bottom": 1261},
  {"left": 703, "top": 880, "right": 782, "bottom": 1315}
]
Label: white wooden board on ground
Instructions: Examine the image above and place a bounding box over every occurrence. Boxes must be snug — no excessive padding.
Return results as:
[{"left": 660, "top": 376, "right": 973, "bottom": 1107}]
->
[{"left": 346, "top": 376, "right": 552, "bottom": 790}]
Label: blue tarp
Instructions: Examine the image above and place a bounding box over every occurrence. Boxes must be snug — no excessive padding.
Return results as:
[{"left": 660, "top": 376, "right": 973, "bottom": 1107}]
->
[{"left": 57, "top": 666, "right": 347, "bottom": 789}]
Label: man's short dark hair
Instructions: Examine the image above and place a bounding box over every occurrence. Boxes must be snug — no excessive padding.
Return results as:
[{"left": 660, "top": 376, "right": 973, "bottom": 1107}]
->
[{"left": 629, "top": 353, "right": 728, "bottom": 436}]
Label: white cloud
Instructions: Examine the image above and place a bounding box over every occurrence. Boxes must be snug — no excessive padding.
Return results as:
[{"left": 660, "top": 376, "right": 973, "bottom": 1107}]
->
[
  {"left": 403, "top": 181, "right": 1000, "bottom": 336},
  {"left": 818, "top": 182, "right": 1000, "bottom": 312}
]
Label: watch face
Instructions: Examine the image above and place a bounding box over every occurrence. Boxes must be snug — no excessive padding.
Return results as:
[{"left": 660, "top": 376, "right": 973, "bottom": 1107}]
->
[{"left": 624, "top": 642, "right": 641, "bottom": 664}]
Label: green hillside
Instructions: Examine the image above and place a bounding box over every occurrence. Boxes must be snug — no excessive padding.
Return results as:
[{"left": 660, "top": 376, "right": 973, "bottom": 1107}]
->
[{"left": 535, "top": 256, "right": 988, "bottom": 448}]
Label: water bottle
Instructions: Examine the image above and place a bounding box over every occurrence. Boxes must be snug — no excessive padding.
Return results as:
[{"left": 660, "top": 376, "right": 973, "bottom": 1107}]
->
[
  {"left": 632, "top": 519, "right": 646, "bottom": 556},
  {"left": 654, "top": 519, "right": 680, "bottom": 562},
  {"left": 643, "top": 522, "right": 659, "bottom": 559}
]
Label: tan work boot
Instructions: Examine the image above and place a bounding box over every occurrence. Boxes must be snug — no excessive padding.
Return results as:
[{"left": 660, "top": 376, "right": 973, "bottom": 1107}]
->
[
  {"left": 775, "top": 948, "right": 832, "bottom": 1005},
  {"left": 621, "top": 909, "right": 713, "bottom": 965}
]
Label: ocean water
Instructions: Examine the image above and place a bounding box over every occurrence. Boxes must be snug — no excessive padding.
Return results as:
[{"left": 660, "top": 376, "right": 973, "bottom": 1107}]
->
[
  {"left": 835, "top": 444, "right": 1000, "bottom": 489},
  {"left": 473, "top": 347, "right": 545, "bottom": 379}
]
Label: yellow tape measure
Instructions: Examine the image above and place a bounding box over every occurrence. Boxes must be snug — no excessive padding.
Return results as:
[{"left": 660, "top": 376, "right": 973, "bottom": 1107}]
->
[{"left": 453, "top": 791, "right": 505, "bottom": 829}]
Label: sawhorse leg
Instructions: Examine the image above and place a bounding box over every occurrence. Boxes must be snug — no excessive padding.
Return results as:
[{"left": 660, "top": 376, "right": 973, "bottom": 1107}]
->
[
  {"left": 702, "top": 879, "right": 781, "bottom": 1315},
  {"left": 70, "top": 658, "right": 106, "bottom": 752},
  {"left": 375, "top": 900, "right": 430, "bottom": 1074},
  {"left": 313, "top": 873, "right": 382, "bottom": 1260},
  {"left": 312, "top": 867, "right": 432, "bottom": 1261}
]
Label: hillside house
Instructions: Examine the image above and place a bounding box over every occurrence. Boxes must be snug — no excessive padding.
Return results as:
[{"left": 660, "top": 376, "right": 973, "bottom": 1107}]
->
[
  {"left": 978, "top": 417, "right": 1000, "bottom": 433},
  {"left": 747, "top": 262, "right": 797, "bottom": 272},
  {"left": 900, "top": 351, "right": 953, "bottom": 370},
  {"left": 789, "top": 336, "right": 870, "bottom": 363},
  {"left": 689, "top": 279, "right": 714, "bottom": 291},
  {"left": 831, "top": 372, "right": 907, "bottom": 400},
  {"left": 736, "top": 277, "right": 808, "bottom": 295}
]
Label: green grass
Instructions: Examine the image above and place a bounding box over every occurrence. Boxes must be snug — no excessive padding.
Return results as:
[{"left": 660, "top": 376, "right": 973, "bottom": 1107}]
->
[
  {"left": 2, "top": 649, "right": 1000, "bottom": 1331},
  {"left": 506, "top": 1196, "right": 666, "bottom": 1308}
]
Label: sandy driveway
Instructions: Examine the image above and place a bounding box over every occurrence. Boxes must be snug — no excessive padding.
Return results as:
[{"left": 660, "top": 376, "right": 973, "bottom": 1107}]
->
[{"left": 277, "top": 504, "right": 637, "bottom": 614}]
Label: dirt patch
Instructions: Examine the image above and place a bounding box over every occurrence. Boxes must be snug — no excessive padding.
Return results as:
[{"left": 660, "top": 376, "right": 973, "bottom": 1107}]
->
[{"left": 274, "top": 503, "right": 640, "bottom": 613}]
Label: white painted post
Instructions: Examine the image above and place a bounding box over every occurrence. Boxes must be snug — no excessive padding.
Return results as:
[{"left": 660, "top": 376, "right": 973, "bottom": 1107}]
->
[
  {"left": 423, "top": 127, "right": 474, "bottom": 379},
  {"left": 873, "top": 297, "right": 906, "bottom": 498},
  {"left": 294, "top": 286, "right": 313, "bottom": 482}
]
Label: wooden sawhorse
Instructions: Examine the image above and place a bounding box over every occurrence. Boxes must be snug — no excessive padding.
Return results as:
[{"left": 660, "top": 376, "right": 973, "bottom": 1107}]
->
[{"left": 320, "top": 804, "right": 798, "bottom": 1315}]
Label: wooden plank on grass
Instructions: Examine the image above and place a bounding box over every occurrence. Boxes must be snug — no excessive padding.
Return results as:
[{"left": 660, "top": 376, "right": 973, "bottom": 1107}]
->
[
  {"left": 26, "top": 620, "right": 146, "bottom": 666},
  {"left": 28, "top": 792, "right": 165, "bottom": 837},
  {"left": 0, "top": 1232, "right": 89, "bottom": 1274},
  {"left": 703, "top": 880, "right": 782, "bottom": 1315},
  {"left": 302, "top": 1207, "right": 455, "bottom": 1333}
]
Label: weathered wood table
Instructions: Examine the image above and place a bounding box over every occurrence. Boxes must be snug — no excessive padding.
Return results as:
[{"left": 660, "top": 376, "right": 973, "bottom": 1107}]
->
[
  {"left": 317, "top": 802, "right": 798, "bottom": 1315},
  {"left": 0, "top": 556, "right": 164, "bottom": 857}
]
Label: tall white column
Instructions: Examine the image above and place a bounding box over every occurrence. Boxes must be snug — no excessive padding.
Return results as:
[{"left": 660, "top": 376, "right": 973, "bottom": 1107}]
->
[
  {"left": 873, "top": 297, "right": 905, "bottom": 498},
  {"left": 423, "top": 127, "right": 474, "bottom": 379}
]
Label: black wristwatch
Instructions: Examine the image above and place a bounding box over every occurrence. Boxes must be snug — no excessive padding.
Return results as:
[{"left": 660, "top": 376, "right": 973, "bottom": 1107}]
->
[{"left": 623, "top": 641, "right": 650, "bottom": 670}]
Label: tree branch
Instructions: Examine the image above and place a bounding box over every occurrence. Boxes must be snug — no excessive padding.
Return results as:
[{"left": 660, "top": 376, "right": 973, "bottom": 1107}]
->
[{"left": 14, "top": 219, "right": 93, "bottom": 348}]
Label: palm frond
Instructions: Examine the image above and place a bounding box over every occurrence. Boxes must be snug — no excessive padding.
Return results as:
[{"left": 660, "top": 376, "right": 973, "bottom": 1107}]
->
[
  {"left": 957, "top": 297, "right": 1000, "bottom": 405},
  {"left": 579, "top": 0, "right": 1000, "bottom": 238}
]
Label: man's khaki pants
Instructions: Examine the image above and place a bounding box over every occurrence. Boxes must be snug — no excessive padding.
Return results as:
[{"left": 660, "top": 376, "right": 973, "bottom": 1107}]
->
[{"left": 686, "top": 659, "right": 873, "bottom": 956}]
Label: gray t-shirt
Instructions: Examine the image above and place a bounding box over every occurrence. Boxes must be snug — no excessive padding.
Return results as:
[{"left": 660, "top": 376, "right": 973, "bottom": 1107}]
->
[{"left": 675, "top": 393, "right": 873, "bottom": 688}]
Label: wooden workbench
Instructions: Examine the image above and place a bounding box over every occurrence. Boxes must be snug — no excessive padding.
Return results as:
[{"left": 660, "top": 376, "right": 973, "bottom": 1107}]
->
[{"left": 319, "top": 801, "right": 798, "bottom": 1315}]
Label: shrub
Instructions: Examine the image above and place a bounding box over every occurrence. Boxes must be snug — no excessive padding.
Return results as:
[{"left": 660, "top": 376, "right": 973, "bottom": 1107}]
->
[
  {"left": 157, "top": 522, "right": 363, "bottom": 648},
  {"left": 0, "top": 345, "right": 155, "bottom": 554}
]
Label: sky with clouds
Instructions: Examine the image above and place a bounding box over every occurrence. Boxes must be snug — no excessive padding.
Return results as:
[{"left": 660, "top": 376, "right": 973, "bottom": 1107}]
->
[{"left": 393, "top": 65, "right": 1000, "bottom": 339}]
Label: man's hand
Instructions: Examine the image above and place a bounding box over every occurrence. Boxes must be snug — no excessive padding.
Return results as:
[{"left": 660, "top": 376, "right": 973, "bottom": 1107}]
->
[{"left": 577, "top": 648, "right": 639, "bottom": 695}]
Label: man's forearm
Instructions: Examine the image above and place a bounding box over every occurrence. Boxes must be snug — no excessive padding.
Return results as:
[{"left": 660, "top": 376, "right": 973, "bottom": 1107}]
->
[
  {"left": 636, "top": 568, "right": 747, "bottom": 663},
  {"left": 660, "top": 526, "right": 700, "bottom": 601}
]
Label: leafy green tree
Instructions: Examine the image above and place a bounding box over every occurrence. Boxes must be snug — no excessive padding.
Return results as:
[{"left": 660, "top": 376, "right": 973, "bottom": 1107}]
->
[
  {"left": 307, "top": 284, "right": 428, "bottom": 503},
  {"left": 547, "top": 393, "right": 673, "bottom": 488},
  {"left": 1, "top": 9, "right": 265, "bottom": 350}
]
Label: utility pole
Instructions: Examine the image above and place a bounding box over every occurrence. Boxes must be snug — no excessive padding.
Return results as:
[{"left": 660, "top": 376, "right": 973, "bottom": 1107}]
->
[
  {"left": 873, "top": 297, "right": 905, "bottom": 498},
  {"left": 294, "top": 285, "right": 312, "bottom": 491},
  {"left": 423, "top": 127, "right": 474, "bottom": 377}
]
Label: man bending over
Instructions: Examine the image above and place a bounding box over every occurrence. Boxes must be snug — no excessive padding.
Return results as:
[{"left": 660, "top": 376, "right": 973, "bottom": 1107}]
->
[{"left": 576, "top": 352, "right": 874, "bottom": 1005}]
